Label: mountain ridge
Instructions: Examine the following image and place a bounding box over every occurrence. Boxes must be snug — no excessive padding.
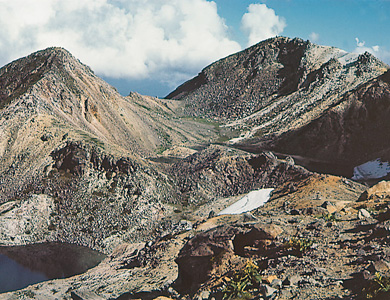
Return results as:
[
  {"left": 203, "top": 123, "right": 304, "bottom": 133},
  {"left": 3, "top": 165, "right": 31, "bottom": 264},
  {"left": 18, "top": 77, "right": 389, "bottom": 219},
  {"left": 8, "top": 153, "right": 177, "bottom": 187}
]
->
[
  {"left": 166, "top": 36, "right": 390, "bottom": 177},
  {"left": 2, "top": 38, "right": 390, "bottom": 299}
]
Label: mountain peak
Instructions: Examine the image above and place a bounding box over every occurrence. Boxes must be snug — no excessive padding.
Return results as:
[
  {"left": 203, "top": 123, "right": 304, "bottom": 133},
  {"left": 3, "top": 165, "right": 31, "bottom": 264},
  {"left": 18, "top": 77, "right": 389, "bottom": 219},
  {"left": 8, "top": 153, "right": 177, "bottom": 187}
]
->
[
  {"left": 0, "top": 47, "right": 92, "bottom": 110},
  {"left": 166, "top": 36, "right": 388, "bottom": 122}
]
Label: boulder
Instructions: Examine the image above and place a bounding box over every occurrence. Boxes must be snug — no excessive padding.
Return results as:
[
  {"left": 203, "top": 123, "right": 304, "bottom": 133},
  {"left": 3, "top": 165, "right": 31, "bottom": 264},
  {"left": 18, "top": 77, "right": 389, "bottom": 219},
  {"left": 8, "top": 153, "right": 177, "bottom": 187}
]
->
[{"left": 174, "top": 223, "right": 282, "bottom": 292}]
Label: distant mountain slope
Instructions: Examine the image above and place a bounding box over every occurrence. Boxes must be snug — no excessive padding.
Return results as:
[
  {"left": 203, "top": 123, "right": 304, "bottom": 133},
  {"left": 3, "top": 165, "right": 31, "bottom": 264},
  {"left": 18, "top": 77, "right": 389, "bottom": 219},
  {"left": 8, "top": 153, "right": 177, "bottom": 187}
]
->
[
  {"left": 262, "top": 70, "right": 390, "bottom": 174},
  {"left": 0, "top": 47, "right": 212, "bottom": 156},
  {"left": 167, "top": 37, "right": 388, "bottom": 134},
  {"left": 167, "top": 36, "right": 390, "bottom": 176}
]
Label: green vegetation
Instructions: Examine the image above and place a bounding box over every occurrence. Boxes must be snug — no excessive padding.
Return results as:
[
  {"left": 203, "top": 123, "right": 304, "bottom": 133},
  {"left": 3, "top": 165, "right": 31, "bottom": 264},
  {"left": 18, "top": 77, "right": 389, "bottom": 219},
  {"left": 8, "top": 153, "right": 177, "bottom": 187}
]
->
[
  {"left": 222, "top": 260, "right": 262, "bottom": 300},
  {"left": 321, "top": 212, "right": 339, "bottom": 222},
  {"left": 284, "top": 237, "right": 313, "bottom": 256},
  {"left": 364, "top": 272, "right": 390, "bottom": 299},
  {"left": 74, "top": 130, "right": 105, "bottom": 149}
]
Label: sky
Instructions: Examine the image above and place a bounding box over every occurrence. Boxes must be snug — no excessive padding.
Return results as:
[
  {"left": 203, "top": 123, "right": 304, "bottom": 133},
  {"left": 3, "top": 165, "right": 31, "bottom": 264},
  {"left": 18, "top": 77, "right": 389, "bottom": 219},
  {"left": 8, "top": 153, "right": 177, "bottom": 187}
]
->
[{"left": 0, "top": 0, "right": 389, "bottom": 97}]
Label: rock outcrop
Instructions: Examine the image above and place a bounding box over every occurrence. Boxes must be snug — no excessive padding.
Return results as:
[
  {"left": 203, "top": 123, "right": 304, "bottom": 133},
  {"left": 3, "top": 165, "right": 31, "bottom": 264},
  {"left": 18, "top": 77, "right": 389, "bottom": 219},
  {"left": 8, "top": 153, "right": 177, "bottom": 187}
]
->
[{"left": 170, "top": 145, "right": 312, "bottom": 205}]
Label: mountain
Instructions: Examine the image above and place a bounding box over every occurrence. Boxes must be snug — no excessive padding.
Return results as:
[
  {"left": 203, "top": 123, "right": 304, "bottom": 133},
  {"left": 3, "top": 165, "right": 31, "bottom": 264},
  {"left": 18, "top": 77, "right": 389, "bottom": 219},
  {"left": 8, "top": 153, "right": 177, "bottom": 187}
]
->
[
  {"left": 167, "top": 36, "right": 390, "bottom": 177},
  {"left": 0, "top": 46, "right": 309, "bottom": 254},
  {"left": 0, "top": 47, "right": 218, "bottom": 252},
  {"left": 2, "top": 38, "right": 390, "bottom": 299},
  {"left": 264, "top": 70, "right": 390, "bottom": 176}
]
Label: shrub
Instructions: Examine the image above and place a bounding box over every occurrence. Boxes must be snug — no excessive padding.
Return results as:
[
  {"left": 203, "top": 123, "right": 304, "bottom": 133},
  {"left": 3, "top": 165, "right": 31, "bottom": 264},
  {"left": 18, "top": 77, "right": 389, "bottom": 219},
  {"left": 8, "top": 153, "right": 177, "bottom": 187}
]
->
[
  {"left": 222, "top": 260, "right": 262, "bottom": 300},
  {"left": 284, "top": 237, "right": 313, "bottom": 256}
]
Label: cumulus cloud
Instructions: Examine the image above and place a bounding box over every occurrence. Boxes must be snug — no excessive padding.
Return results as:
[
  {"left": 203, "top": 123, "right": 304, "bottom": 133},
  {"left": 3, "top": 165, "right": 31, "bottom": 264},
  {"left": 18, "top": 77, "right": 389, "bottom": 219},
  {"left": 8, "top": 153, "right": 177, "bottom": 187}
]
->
[
  {"left": 309, "top": 32, "right": 320, "bottom": 43},
  {"left": 241, "top": 4, "right": 286, "bottom": 47},
  {"left": 0, "top": 0, "right": 241, "bottom": 86},
  {"left": 354, "top": 38, "right": 390, "bottom": 65}
]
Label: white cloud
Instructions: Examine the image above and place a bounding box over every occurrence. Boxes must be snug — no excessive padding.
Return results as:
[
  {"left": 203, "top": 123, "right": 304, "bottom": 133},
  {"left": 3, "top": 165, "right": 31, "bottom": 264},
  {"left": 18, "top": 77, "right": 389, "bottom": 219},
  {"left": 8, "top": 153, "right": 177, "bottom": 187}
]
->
[
  {"left": 241, "top": 4, "right": 286, "bottom": 47},
  {"left": 0, "top": 0, "right": 242, "bottom": 86},
  {"left": 354, "top": 38, "right": 390, "bottom": 65},
  {"left": 355, "top": 37, "right": 365, "bottom": 47},
  {"left": 309, "top": 32, "right": 320, "bottom": 43}
]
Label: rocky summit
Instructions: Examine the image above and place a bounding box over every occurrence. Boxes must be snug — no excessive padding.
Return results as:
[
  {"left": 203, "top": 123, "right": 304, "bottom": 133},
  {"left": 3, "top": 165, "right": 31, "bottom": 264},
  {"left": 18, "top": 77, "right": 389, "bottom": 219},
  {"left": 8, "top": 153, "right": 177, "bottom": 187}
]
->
[{"left": 1, "top": 37, "right": 390, "bottom": 300}]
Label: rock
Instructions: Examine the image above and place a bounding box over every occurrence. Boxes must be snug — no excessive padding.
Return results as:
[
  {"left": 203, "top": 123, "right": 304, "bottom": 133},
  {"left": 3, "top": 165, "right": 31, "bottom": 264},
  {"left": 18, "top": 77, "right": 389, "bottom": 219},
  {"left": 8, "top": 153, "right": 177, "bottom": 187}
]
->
[
  {"left": 264, "top": 275, "right": 278, "bottom": 284},
  {"left": 358, "top": 209, "right": 371, "bottom": 219},
  {"left": 271, "top": 279, "right": 283, "bottom": 289},
  {"left": 283, "top": 274, "right": 302, "bottom": 286},
  {"left": 358, "top": 181, "right": 390, "bottom": 202},
  {"left": 174, "top": 225, "right": 241, "bottom": 292},
  {"left": 198, "top": 290, "right": 210, "bottom": 300},
  {"left": 260, "top": 284, "right": 278, "bottom": 297},
  {"left": 175, "top": 222, "right": 282, "bottom": 292},
  {"left": 233, "top": 223, "right": 283, "bottom": 256},
  {"left": 176, "top": 220, "right": 193, "bottom": 232},
  {"left": 0, "top": 201, "right": 17, "bottom": 214},
  {"left": 167, "top": 287, "right": 180, "bottom": 298},
  {"left": 252, "top": 223, "right": 283, "bottom": 239},
  {"left": 321, "top": 201, "right": 337, "bottom": 214},
  {"left": 286, "top": 156, "right": 295, "bottom": 165},
  {"left": 40, "top": 133, "right": 52, "bottom": 141},
  {"left": 242, "top": 212, "right": 258, "bottom": 222},
  {"left": 368, "top": 260, "right": 390, "bottom": 273},
  {"left": 290, "top": 209, "right": 301, "bottom": 215}
]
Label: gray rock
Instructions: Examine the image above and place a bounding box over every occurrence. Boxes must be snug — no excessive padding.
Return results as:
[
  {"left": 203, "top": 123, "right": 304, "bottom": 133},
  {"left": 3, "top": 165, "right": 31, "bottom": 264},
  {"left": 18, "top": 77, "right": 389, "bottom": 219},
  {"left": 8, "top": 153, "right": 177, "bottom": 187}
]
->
[
  {"left": 358, "top": 208, "right": 371, "bottom": 219},
  {"left": 260, "top": 284, "right": 278, "bottom": 297},
  {"left": 271, "top": 279, "right": 283, "bottom": 289},
  {"left": 369, "top": 260, "right": 390, "bottom": 273},
  {"left": 283, "top": 274, "right": 302, "bottom": 286}
]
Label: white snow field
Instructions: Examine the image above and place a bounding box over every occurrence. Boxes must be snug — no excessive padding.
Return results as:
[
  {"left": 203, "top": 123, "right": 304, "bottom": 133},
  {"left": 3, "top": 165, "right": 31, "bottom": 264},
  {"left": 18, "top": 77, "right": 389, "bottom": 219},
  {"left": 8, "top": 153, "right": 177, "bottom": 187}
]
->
[
  {"left": 217, "top": 188, "right": 274, "bottom": 215},
  {"left": 352, "top": 158, "right": 390, "bottom": 180}
]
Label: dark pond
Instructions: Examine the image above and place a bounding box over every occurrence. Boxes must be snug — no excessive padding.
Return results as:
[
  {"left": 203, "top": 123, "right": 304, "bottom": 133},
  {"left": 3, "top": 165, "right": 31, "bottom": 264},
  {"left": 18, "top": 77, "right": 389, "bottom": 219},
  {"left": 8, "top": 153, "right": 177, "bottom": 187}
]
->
[{"left": 0, "top": 242, "right": 106, "bottom": 293}]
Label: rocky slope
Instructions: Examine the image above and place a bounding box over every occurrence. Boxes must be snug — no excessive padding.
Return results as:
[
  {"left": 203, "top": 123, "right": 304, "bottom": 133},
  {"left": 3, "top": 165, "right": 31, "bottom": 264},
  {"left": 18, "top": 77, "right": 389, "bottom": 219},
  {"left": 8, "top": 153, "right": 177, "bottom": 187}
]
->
[
  {"left": 2, "top": 38, "right": 390, "bottom": 300},
  {"left": 0, "top": 48, "right": 222, "bottom": 252},
  {"left": 5, "top": 175, "right": 390, "bottom": 300},
  {"left": 261, "top": 70, "right": 390, "bottom": 174},
  {"left": 167, "top": 37, "right": 390, "bottom": 177}
]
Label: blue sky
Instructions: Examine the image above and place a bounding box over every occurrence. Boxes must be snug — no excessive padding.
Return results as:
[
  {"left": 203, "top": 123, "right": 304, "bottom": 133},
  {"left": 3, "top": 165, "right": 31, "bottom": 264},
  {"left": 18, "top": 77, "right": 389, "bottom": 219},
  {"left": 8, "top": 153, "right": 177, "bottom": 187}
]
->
[
  {"left": 216, "top": 0, "right": 390, "bottom": 60},
  {"left": 0, "top": 0, "right": 389, "bottom": 97}
]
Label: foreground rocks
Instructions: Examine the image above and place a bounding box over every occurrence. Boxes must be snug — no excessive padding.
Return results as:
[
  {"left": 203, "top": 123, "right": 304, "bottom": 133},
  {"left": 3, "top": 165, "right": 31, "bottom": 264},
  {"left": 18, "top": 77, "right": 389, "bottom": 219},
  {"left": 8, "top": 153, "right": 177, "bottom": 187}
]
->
[{"left": 4, "top": 178, "right": 390, "bottom": 300}]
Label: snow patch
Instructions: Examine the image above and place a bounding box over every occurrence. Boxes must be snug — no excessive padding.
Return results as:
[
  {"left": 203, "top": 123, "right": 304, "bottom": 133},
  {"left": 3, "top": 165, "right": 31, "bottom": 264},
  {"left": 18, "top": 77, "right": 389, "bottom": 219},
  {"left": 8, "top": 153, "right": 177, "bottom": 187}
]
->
[
  {"left": 352, "top": 158, "right": 390, "bottom": 180},
  {"left": 217, "top": 188, "right": 274, "bottom": 215}
]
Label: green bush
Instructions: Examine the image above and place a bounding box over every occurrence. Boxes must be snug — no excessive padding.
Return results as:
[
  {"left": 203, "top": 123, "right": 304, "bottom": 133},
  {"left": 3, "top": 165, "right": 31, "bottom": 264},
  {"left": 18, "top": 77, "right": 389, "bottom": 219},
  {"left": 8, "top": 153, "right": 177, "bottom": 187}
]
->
[{"left": 222, "top": 260, "right": 262, "bottom": 300}]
